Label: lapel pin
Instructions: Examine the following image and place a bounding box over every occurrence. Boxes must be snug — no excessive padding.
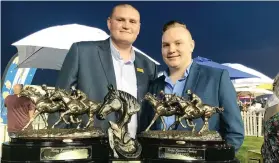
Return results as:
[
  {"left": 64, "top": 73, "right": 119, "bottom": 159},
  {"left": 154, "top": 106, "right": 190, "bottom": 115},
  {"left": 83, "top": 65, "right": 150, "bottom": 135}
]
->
[{"left": 136, "top": 68, "right": 144, "bottom": 73}]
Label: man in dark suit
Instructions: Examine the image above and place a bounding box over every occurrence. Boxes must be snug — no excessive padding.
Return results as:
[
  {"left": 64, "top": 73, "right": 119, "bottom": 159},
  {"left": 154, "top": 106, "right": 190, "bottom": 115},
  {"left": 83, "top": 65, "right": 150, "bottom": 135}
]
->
[
  {"left": 47, "top": 4, "right": 157, "bottom": 135},
  {"left": 140, "top": 20, "right": 244, "bottom": 152}
]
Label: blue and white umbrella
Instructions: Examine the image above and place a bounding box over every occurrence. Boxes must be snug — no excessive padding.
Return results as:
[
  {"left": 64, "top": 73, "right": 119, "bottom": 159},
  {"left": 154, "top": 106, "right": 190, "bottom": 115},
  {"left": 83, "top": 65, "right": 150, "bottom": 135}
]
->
[
  {"left": 193, "top": 56, "right": 257, "bottom": 79},
  {"left": 12, "top": 24, "right": 160, "bottom": 70}
]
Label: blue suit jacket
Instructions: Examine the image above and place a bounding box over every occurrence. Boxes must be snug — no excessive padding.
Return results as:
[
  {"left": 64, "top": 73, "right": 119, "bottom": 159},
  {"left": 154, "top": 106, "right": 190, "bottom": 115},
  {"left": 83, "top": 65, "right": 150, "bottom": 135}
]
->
[
  {"left": 140, "top": 61, "right": 244, "bottom": 151},
  {"left": 47, "top": 38, "right": 157, "bottom": 130}
]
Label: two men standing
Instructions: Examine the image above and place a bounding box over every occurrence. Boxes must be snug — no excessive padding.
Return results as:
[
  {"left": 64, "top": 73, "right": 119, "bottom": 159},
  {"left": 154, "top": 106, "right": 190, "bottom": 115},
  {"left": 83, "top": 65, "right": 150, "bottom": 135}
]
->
[{"left": 48, "top": 4, "right": 244, "bottom": 151}]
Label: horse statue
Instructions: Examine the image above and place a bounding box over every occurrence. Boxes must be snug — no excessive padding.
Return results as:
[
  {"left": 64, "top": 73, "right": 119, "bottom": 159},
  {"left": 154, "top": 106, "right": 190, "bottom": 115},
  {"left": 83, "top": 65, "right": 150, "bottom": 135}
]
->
[
  {"left": 49, "top": 88, "right": 101, "bottom": 129},
  {"left": 19, "top": 86, "right": 66, "bottom": 130},
  {"left": 144, "top": 90, "right": 224, "bottom": 134},
  {"left": 143, "top": 92, "right": 185, "bottom": 132},
  {"left": 96, "top": 85, "right": 142, "bottom": 158},
  {"left": 167, "top": 91, "right": 224, "bottom": 134}
]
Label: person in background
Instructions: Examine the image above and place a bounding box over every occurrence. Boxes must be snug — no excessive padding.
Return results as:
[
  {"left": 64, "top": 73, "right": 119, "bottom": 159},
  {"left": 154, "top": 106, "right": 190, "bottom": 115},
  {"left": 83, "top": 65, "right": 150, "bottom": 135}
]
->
[
  {"left": 4, "top": 84, "right": 35, "bottom": 137},
  {"left": 261, "top": 73, "right": 279, "bottom": 163}
]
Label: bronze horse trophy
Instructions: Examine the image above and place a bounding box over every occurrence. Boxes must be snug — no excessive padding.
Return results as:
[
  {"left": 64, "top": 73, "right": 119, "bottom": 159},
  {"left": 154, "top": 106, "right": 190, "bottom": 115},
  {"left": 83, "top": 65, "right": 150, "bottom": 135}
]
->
[
  {"left": 2, "top": 85, "right": 110, "bottom": 163},
  {"left": 19, "top": 86, "right": 66, "bottom": 130},
  {"left": 143, "top": 90, "right": 224, "bottom": 135},
  {"left": 49, "top": 88, "right": 101, "bottom": 129},
  {"left": 19, "top": 85, "right": 102, "bottom": 130},
  {"left": 138, "top": 90, "right": 237, "bottom": 162},
  {"left": 97, "top": 85, "right": 142, "bottom": 159}
]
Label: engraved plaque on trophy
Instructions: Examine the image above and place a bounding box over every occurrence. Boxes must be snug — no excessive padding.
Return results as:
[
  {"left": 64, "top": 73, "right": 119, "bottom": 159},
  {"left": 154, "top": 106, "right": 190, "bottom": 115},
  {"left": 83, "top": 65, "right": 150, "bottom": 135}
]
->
[
  {"left": 40, "top": 146, "right": 92, "bottom": 161},
  {"left": 158, "top": 147, "right": 205, "bottom": 161}
]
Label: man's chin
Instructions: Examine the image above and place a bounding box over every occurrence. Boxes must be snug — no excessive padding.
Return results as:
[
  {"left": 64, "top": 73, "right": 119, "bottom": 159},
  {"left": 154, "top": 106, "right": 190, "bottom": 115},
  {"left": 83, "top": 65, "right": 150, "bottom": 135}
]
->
[
  {"left": 118, "top": 39, "right": 135, "bottom": 45},
  {"left": 168, "top": 64, "right": 181, "bottom": 70},
  {"left": 166, "top": 61, "right": 180, "bottom": 68}
]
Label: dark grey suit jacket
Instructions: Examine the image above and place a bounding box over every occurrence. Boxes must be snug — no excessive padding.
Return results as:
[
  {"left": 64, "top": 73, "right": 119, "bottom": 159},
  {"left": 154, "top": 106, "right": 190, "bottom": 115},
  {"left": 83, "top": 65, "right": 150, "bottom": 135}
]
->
[{"left": 47, "top": 38, "right": 157, "bottom": 130}]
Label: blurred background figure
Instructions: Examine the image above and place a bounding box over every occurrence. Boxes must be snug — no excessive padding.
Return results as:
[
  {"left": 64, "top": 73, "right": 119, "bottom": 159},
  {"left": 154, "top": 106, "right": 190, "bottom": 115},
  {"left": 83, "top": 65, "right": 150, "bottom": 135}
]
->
[
  {"left": 4, "top": 84, "right": 35, "bottom": 137},
  {"left": 261, "top": 73, "right": 279, "bottom": 163}
]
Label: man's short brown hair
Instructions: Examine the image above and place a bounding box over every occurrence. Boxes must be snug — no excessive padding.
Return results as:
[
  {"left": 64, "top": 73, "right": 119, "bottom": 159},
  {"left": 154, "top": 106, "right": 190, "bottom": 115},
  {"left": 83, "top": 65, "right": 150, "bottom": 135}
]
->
[
  {"left": 110, "top": 4, "right": 139, "bottom": 17},
  {"left": 162, "top": 20, "right": 188, "bottom": 33}
]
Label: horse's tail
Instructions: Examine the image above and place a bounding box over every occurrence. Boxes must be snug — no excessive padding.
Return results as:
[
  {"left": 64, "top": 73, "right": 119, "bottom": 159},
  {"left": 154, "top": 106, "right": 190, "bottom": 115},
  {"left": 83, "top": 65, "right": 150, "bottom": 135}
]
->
[{"left": 215, "top": 107, "right": 224, "bottom": 113}]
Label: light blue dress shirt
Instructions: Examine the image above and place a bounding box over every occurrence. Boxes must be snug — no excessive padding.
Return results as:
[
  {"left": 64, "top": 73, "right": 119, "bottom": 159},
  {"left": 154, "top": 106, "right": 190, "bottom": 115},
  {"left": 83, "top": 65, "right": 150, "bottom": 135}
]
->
[
  {"left": 162, "top": 60, "right": 193, "bottom": 129},
  {"left": 109, "top": 39, "right": 138, "bottom": 138}
]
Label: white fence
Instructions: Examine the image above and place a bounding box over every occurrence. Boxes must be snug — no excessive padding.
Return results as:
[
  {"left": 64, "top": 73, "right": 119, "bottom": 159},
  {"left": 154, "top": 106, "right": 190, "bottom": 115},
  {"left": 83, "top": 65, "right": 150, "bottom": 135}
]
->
[{"left": 241, "top": 111, "right": 264, "bottom": 137}]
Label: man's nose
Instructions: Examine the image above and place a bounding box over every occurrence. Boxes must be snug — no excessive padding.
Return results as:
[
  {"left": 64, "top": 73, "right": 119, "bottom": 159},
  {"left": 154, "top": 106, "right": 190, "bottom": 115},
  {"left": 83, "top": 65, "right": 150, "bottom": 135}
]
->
[
  {"left": 169, "top": 44, "right": 176, "bottom": 53},
  {"left": 122, "top": 21, "right": 130, "bottom": 29}
]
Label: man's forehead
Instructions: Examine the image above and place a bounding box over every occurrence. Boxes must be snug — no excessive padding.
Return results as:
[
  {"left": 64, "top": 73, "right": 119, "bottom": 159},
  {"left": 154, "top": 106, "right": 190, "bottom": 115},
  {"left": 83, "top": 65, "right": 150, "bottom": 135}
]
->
[
  {"left": 162, "top": 39, "right": 184, "bottom": 44},
  {"left": 162, "top": 28, "right": 192, "bottom": 42},
  {"left": 112, "top": 6, "right": 140, "bottom": 19},
  {"left": 113, "top": 15, "right": 139, "bottom": 21}
]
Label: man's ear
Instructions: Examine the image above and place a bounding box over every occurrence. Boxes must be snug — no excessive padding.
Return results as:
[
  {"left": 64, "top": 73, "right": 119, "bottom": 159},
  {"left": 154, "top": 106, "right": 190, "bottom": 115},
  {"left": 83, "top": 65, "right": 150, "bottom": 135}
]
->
[
  {"left": 107, "top": 17, "right": 111, "bottom": 31},
  {"left": 190, "top": 40, "right": 195, "bottom": 53}
]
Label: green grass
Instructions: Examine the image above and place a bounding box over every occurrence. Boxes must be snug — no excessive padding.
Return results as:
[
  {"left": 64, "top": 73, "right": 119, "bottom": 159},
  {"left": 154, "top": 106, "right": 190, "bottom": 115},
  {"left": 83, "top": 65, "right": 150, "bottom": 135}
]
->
[{"left": 236, "top": 136, "right": 264, "bottom": 163}]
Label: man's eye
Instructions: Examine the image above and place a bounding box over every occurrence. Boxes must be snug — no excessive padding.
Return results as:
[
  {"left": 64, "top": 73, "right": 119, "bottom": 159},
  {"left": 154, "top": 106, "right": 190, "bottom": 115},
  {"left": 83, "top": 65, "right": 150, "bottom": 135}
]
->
[
  {"left": 163, "top": 44, "right": 169, "bottom": 47},
  {"left": 176, "top": 42, "right": 181, "bottom": 45}
]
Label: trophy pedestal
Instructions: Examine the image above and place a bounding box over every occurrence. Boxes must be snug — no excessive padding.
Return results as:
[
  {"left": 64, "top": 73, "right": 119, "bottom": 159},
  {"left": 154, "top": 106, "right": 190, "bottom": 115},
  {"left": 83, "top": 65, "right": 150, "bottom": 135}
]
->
[
  {"left": 1, "top": 137, "right": 109, "bottom": 163},
  {"left": 138, "top": 131, "right": 237, "bottom": 163},
  {"left": 109, "top": 158, "right": 143, "bottom": 163}
]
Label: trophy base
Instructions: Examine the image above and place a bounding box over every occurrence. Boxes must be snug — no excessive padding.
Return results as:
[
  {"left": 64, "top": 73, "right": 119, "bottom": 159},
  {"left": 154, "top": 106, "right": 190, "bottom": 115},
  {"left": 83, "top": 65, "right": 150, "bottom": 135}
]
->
[
  {"left": 1, "top": 137, "right": 109, "bottom": 163},
  {"left": 109, "top": 158, "right": 143, "bottom": 163},
  {"left": 138, "top": 130, "right": 237, "bottom": 163}
]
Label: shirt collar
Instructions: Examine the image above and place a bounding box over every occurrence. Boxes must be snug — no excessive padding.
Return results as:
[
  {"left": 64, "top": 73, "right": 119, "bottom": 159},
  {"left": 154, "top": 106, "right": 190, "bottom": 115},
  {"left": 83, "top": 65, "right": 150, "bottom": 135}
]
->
[
  {"left": 109, "top": 38, "right": 135, "bottom": 64},
  {"left": 163, "top": 60, "right": 193, "bottom": 81}
]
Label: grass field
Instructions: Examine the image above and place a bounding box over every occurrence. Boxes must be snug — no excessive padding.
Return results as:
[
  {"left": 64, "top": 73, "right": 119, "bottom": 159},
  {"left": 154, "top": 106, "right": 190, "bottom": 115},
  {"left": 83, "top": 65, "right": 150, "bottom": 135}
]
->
[{"left": 236, "top": 136, "right": 264, "bottom": 163}]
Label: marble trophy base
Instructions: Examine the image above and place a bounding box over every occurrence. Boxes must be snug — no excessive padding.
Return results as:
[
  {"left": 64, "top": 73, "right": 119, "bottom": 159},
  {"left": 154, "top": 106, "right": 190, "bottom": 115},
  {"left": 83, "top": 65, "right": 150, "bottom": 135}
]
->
[
  {"left": 1, "top": 128, "right": 109, "bottom": 163},
  {"left": 138, "top": 130, "right": 237, "bottom": 163}
]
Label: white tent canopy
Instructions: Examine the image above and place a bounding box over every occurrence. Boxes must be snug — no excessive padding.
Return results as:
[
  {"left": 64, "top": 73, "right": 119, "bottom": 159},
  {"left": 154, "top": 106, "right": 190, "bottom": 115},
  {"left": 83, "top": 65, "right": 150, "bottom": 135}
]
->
[
  {"left": 12, "top": 24, "right": 160, "bottom": 70},
  {"left": 222, "top": 63, "right": 273, "bottom": 86},
  {"left": 236, "top": 87, "right": 273, "bottom": 97}
]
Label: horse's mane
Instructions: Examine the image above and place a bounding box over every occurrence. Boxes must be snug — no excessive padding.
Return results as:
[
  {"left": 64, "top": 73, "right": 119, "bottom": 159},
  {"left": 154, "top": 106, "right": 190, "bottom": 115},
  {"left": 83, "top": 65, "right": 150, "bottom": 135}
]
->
[{"left": 117, "top": 90, "right": 140, "bottom": 113}]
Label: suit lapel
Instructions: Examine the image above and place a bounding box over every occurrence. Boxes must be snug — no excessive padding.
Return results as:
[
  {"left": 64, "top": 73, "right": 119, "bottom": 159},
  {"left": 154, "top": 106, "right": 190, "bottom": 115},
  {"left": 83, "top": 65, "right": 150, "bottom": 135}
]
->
[
  {"left": 178, "top": 62, "right": 202, "bottom": 130},
  {"left": 153, "top": 76, "right": 165, "bottom": 130},
  {"left": 155, "top": 76, "right": 166, "bottom": 96},
  {"left": 97, "top": 39, "right": 117, "bottom": 88},
  {"left": 134, "top": 54, "right": 147, "bottom": 129},
  {"left": 183, "top": 62, "right": 201, "bottom": 98},
  {"left": 134, "top": 53, "right": 144, "bottom": 100}
]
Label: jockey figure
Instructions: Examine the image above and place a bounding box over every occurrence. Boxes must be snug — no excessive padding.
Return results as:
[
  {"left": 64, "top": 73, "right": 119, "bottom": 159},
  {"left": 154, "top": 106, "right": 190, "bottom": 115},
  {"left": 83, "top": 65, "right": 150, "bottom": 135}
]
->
[
  {"left": 186, "top": 90, "right": 203, "bottom": 110},
  {"left": 70, "top": 86, "right": 89, "bottom": 109},
  {"left": 41, "top": 84, "right": 52, "bottom": 98}
]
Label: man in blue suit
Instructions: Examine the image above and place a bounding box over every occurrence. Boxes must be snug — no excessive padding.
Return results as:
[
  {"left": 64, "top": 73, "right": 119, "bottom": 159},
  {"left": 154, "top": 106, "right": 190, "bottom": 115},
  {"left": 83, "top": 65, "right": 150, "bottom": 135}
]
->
[
  {"left": 48, "top": 4, "right": 158, "bottom": 136},
  {"left": 140, "top": 20, "right": 244, "bottom": 152}
]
